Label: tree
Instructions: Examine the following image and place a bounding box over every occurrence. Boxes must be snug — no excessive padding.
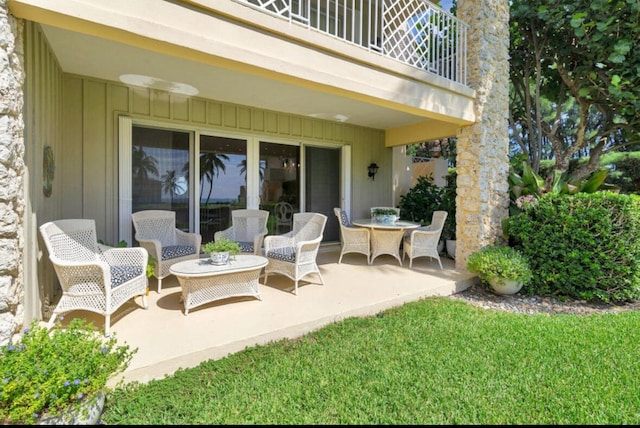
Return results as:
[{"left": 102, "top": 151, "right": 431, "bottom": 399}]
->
[
  {"left": 509, "top": 0, "right": 640, "bottom": 184},
  {"left": 406, "top": 138, "right": 456, "bottom": 166}
]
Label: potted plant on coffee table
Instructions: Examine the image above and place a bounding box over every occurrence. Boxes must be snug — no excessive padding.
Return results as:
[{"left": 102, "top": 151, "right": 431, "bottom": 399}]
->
[
  {"left": 202, "top": 237, "right": 241, "bottom": 265},
  {"left": 466, "top": 245, "right": 532, "bottom": 295}
]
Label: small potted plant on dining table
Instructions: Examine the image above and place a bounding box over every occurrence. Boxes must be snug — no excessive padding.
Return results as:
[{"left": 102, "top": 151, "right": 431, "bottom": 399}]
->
[
  {"left": 371, "top": 208, "right": 399, "bottom": 224},
  {"left": 466, "top": 245, "right": 533, "bottom": 295},
  {"left": 202, "top": 237, "right": 241, "bottom": 265}
]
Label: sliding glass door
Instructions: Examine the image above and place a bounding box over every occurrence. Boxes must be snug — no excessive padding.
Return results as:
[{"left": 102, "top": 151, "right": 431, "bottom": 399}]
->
[
  {"left": 131, "top": 126, "right": 191, "bottom": 235},
  {"left": 259, "top": 141, "right": 300, "bottom": 234},
  {"left": 305, "top": 146, "right": 341, "bottom": 242},
  {"left": 198, "top": 135, "right": 247, "bottom": 244},
  {"left": 120, "top": 117, "right": 350, "bottom": 245}
]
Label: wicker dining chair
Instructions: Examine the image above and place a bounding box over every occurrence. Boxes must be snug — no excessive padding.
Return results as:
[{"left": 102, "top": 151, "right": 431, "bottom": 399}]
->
[
  {"left": 333, "top": 207, "right": 370, "bottom": 264},
  {"left": 263, "top": 212, "right": 327, "bottom": 295},
  {"left": 274, "top": 201, "right": 294, "bottom": 234},
  {"left": 39, "top": 219, "right": 149, "bottom": 337},
  {"left": 403, "top": 210, "right": 448, "bottom": 269},
  {"left": 131, "top": 210, "right": 201, "bottom": 293},
  {"left": 214, "top": 209, "right": 269, "bottom": 255}
]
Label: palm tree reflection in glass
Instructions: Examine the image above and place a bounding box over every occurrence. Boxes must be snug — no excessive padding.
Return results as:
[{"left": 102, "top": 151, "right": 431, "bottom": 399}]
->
[
  {"left": 132, "top": 145, "right": 159, "bottom": 182},
  {"left": 161, "top": 170, "right": 179, "bottom": 205},
  {"left": 238, "top": 159, "right": 265, "bottom": 183},
  {"left": 199, "top": 152, "right": 230, "bottom": 205}
]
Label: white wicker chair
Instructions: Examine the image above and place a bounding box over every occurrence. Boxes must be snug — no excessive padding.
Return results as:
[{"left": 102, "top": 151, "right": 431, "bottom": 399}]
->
[
  {"left": 263, "top": 212, "right": 327, "bottom": 295},
  {"left": 403, "top": 210, "right": 448, "bottom": 269},
  {"left": 131, "top": 210, "right": 202, "bottom": 293},
  {"left": 214, "top": 209, "right": 269, "bottom": 255},
  {"left": 39, "top": 219, "right": 149, "bottom": 337},
  {"left": 334, "top": 207, "right": 370, "bottom": 264}
]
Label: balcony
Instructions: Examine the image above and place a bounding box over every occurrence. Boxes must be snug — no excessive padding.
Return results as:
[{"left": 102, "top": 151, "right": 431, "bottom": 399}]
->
[
  {"left": 9, "top": 0, "right": 475, "bottom": 137},
  {"left": 238, "top": 0, "right": 468, "bottom": 86}
]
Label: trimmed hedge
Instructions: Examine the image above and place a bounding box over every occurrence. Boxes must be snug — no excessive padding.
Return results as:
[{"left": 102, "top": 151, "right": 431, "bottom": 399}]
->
[{"left": 506, "top": 192, "right": 640, "bottom": 302}]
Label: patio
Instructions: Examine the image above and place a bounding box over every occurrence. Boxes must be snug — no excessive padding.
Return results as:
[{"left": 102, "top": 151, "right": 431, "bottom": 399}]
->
[{"left": 78, "top": 244, "right": 477, "bottom": 387}]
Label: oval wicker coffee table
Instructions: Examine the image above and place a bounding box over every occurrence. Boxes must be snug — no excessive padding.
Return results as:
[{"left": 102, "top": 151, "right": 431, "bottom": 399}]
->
[{"left": 169, "top": 255, "right": 267, "bottom": 315}]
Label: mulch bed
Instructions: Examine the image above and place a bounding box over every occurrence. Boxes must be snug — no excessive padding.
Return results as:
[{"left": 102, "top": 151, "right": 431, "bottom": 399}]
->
[{"left": 449, "top": 282, "right": 640, "bottom": 315}]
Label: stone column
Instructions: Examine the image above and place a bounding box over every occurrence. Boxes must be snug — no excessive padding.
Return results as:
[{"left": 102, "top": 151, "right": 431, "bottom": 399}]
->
[
  {"left": 0, "top": 0, "right": 25, "bottom": 344},
  {"left": 454, "top": 0, "right": 510, "bottom": 268}
]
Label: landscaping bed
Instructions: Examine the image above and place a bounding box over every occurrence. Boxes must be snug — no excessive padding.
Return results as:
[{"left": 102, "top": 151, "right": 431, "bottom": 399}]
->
[{"left": 451, "top": 283, "right": 640, "bottom": 315}]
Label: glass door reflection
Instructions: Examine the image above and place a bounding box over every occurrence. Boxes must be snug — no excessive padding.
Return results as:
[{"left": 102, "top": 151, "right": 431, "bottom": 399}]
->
[
  {"left": 198, "top": 135, "right": 247, "bottom": 244},
  {"left": 259, "top": 142, "right": 300, "bottom": 235},
  {"left": 131, "top": 126, "right": 191, "bottom": 235}
]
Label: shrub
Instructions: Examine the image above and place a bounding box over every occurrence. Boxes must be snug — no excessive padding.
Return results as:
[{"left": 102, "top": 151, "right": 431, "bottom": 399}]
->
[
  {"left": 398, "top": 173, "right": 457, "bottom": 239},
  {"left": 398, "top": 175, "right": 444, "bottom": 225},
  {"left": 505, "top": 192, "right": 640, "bottom": 302},
  {"left": 466, "top": 246, "right": 532, "bottom": 286},
  {"left": 0, "top": 318, "right": 135, "bottom": 425},
  {"left": 441, "top": 173, "right": 457, "bottom": 240}
]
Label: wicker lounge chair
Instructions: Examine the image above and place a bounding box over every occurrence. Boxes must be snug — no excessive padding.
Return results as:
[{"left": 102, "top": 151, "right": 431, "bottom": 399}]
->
[
  {"left": 214, "top": 209, "right": 269, "bottom": 255},
  {"left": 39, "top": 219, "right": 149, "bottom": 337},
  {"left": 131, "top": 210, "right": 201, "bottom": 293},
  {"left": 263, "top": 212, "right": 327, "bottom": 295}
]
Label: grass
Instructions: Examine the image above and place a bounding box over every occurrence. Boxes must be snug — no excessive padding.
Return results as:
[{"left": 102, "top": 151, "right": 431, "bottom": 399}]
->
[{"left": 101, "top": 297, "right": 640, "bottom": 424}]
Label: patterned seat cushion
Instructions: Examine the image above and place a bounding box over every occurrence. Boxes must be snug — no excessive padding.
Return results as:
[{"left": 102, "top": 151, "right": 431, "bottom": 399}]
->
[
  {"left": 162, "top": 245, "right": 196, "bottom": 260},
  {"left": 238, "top": 241, "right": 254, "bottom": 253},
  {"left": 266, "top": 247, "right": 296, "bottom": 262},
  {"left": 110, "top": 265, "right": 144, "bottom": 288},
  {"left": 339, "top": 210, "right": 350, "bottom": 226}
]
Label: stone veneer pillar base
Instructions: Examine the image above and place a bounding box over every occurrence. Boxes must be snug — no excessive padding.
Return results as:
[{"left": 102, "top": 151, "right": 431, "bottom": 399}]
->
[
  {"left": 454, "top": 0, "right": 511, "bottom": 269},
  {"left": 0, "top": 0, "right": 25, "bottom": 345}
]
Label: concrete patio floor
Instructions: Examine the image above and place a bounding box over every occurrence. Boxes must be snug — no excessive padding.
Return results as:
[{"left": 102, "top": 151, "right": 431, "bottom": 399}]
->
[{"left": 87, "top": 245, "right": 477, "bottom": 387}]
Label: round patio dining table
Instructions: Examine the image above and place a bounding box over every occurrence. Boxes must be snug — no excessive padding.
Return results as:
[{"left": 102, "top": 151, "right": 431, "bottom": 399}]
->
[{"left": 351, "top": 218, "right": 421, "bottom": 265}]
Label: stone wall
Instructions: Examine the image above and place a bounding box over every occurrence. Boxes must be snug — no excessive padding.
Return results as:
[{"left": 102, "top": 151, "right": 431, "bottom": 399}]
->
[
  {"left": 454, "top": 0, "right": 510, "bottom": 267},
  {"left": 0, "top": 0, "right": 25, "bottom": 345}
]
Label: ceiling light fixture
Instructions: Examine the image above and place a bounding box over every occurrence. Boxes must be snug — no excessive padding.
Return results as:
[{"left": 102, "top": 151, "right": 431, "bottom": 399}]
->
[
  {"left": 307, "top": 113, "right": 349, "bottom": 122},
  {"left": 119, "top": 74, "right": 199, "bottom": 96}
]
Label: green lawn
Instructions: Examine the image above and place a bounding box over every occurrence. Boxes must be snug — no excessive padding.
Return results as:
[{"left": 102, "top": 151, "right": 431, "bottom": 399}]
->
[{"left": 101, "top": 297, "right": 640, "bottom": 424}]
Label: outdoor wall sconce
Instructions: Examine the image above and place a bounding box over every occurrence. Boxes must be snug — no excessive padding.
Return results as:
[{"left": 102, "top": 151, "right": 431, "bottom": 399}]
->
[{"left": 367, "top": 163, "right": 379, "bottom": 180}]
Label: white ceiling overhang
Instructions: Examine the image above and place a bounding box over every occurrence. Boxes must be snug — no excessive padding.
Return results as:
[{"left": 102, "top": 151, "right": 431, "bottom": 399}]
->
[{"left": 10, "top": 0, "right": 475, "bottom": 142}]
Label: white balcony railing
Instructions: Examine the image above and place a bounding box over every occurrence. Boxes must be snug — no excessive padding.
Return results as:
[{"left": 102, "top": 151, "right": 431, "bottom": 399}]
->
[{"left": 237, "top": 0, "right": 467, "bottom": 86}]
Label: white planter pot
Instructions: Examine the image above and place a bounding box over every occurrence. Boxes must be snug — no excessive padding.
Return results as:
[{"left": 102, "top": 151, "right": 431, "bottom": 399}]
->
[
  {"left": 488, "top": 278, "right": 523, "bottom": 295},
  {"left": 38, "top": 391, "right": 105, "bottom": 425},
  {"left": 373, "top": 214, "right": 397, "bottom": 224},
  {"left": 438, "top": 240, "right": 445, "bottom": 254},
  {"left": 446, "top": 239, "right": 456, "bottom": 259},
  {"left": 209, "top": 251, "right": 230, "bottom": 265}
]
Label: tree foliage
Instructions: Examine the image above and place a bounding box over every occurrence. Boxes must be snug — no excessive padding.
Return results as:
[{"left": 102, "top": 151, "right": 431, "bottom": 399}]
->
[{"left": 509, "top": 0, "right": 640, "bottom": 183}]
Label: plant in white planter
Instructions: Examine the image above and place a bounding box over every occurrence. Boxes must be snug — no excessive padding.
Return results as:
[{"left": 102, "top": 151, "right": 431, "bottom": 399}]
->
[
  {"left": 371, "top": 208, "right": 399, "bottom": 224},
  {"left": 466, "top": 245, "right": 532, "bottom": 295},
  {"left": 0, "top": 318, "right": 135, "bottom": 425},
  {"left": 202, "top": 237, "right": 241, "bottom": 265}
]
